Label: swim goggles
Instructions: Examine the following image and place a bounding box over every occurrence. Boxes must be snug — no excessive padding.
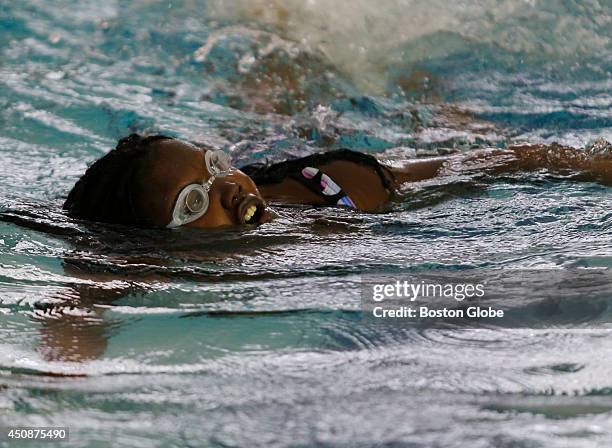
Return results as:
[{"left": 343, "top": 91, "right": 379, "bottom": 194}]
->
[{"left": 166, "top": 150, "right": 233, "bottom": 228}]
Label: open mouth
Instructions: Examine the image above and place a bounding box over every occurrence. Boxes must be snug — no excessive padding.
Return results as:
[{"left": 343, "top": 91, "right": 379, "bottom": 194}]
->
[{"left": 237, "top": 195, "right": 265, "bottom": 225}]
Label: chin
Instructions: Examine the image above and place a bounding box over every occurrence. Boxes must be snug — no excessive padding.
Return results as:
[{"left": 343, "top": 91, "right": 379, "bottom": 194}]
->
[{"left": 258, "top": 206, "right": 277, "bottom": 224}]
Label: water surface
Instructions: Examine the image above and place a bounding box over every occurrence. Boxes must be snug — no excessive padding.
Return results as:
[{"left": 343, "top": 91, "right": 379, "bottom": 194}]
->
[{"left": 1, "top": 1, "right": 611, "bottom": 447}]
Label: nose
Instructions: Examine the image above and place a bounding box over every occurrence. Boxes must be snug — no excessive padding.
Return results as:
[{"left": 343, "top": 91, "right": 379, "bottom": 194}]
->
[{"left": 219, "top": 179, "right": 243, "bottom": 210}]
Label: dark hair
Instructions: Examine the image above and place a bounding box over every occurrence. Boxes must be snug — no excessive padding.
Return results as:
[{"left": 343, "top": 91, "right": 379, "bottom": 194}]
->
[{"left": 63, "top": 134, "right": 171, "bottom": 226}]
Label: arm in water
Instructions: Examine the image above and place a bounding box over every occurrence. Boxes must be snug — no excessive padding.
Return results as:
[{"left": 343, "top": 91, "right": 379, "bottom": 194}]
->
[{"left": 389, "top": 140, "right": 612, "bottom": 188}]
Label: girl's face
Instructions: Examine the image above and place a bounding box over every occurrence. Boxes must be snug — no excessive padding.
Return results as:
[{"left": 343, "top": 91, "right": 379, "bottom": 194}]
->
[{"left": 134, "top": 139, "right": 272, "bottom": 228}]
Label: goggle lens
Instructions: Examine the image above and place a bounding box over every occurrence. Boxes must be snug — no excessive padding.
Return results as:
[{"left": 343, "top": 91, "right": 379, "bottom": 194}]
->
[
  {"left": 206, "top": 150, "right": 232, "bottom": 177},
  {"left": 185, "top": 188, "right": 205, "bottom": 213}
]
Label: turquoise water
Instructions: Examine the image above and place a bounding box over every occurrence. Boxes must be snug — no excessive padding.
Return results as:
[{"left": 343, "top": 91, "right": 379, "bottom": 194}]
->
[{"left": 1, "top": 1, "right": 611, "bottom": 447}]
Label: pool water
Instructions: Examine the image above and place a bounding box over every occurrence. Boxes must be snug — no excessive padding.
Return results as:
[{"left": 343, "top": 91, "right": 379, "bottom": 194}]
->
[{"left": 1, "top": 1, "right": 611, "bottom": 447}]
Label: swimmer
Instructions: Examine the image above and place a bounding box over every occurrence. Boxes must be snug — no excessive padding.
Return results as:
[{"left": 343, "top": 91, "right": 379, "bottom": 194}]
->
[
  {"left": 64, "top": 134, "right": 274, "bottom": 228},
  {"left": 64, "top": 134, "right": 612, "bottom": 228}
]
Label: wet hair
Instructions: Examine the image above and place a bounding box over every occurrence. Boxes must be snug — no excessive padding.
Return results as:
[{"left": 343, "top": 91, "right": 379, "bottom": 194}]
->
[
  {"left": 240, "top": 149, "right": 395, "bottom": 191},
  {"left": 63, "top": 134, "right": 171, "bottom": 226}
]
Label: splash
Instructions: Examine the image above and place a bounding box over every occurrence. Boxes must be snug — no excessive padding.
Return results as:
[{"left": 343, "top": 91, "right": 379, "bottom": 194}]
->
[{"left": 207, "top": 0, "right": 612, "bottom": 93}]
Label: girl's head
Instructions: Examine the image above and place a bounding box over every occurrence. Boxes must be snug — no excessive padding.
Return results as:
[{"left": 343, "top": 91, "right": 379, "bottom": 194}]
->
[{"left": 64, "top": 134, "right": 270, "bottom": 228}]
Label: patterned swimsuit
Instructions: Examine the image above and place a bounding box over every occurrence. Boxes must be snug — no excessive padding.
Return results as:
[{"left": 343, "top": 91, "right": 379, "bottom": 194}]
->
[{"left": 240, "top": 149, "right": 394, "bottom": 209}]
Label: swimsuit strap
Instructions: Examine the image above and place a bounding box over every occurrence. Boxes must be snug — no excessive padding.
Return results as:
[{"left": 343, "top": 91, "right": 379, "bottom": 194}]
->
[{"left": 290, "top": 167, "right": 357, "bottom": 208}]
